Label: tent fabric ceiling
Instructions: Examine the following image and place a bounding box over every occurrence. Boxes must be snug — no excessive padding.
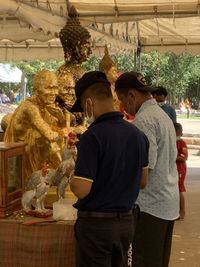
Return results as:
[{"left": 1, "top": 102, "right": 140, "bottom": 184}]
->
[{"left": 0, "top": 0, "right": 199, "bottom": 61}]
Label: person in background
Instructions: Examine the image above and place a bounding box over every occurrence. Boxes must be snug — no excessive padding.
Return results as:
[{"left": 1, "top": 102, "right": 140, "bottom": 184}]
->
[
  {"left": 0, "top": 90, "right": 3, "bottom": 104},
  {"left": 115, "top": 71, "right": 179, "bottom": 267},
  {"left": 69, "top": 71, "right": 149, "bottom": 267},
  {"left": 184, "top": 98, "right": 191, "bottom": 119},
  {"left": 174, "top": 122, "right": 188, "bottom": 220},
  {"left": 9, "top": 90, "right": 15, "bottom": 103},
  {"left": 15, "top": 91, "right": 21, "bottom": 104},
  {"left": 152, "top": 86, "right": 177, "bottom": 123}
]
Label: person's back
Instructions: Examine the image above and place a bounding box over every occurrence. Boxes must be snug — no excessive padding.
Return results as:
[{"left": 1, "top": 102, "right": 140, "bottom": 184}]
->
[
  {"left": 133, "top": 100, "right": 179, "bottom": 219},
  {"left": 70, "top": 71, "right": 149, "bottom": 267},
  {"left": 161, "top": 103, "right": 176, "bottom": 123},
  {"left": 152, "top": 86, "right": 177, "bottom": 123},
  {"left": 74, "top": 111, "right": 148, "bottom": 212}
]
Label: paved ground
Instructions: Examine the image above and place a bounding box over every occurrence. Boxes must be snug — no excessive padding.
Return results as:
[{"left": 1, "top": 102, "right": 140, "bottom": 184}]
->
[
  {"left": 178, "top": 118, "right": 200, "bottom": 137},
  {"left": 170, "top": 149, "right": 200, "bottom": 267}
]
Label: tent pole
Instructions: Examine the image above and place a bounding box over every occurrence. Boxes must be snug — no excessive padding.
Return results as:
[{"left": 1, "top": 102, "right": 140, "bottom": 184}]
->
[
  {"left": 134, "top": 48, "right": 137, "bottom": 71},
  {"left": 136, "top": 21, "right": 141, "bottom": 72},
  {"left": 20, "top": 71, "right": 26, "bottom": 100}
]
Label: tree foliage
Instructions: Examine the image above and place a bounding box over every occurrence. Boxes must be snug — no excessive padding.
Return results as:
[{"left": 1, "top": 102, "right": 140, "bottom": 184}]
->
[
  {"left": 141, "top": 52, "right": 200, "bottom": 105},
  {"left": 5, "top": 52, "right": 200, "bottom": 106}
]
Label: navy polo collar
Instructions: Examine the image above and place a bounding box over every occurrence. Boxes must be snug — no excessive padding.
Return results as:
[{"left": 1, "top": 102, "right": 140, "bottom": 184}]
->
[{"left": 89, "top": 112, "right": 123, "bottom": 128}]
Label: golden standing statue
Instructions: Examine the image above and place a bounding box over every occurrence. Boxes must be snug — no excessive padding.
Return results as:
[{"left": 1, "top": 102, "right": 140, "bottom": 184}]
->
[
  {"left": 99, "top": 46, "right": 121, "bottom": 111},
  {"left": 57, "top": 5, "right": 92, "bottom": 130},
  {"left": 4, "top": 70, "right": 67, "bottom": 180}
]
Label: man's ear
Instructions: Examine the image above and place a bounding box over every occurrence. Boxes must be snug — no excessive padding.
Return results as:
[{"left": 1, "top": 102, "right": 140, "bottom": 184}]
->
[
  {"left": 86, "top": 98, "right": 93, "bottom": 106},
  {"left": 128, "top": 90, "right": 135, "bottom": 100},
  {"left": 85, "top": 98, "right": 94, "bottom": 112}
]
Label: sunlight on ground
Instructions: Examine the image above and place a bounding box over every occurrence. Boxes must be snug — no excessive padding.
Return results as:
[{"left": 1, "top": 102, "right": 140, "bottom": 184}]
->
[{"left": 170, "top": 149, "right": 200, "bottom": 267}]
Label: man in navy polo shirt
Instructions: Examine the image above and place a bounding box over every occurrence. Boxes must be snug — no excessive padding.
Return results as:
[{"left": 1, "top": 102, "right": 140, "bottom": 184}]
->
[{"left": 69, "top": 71, "right": 149, "bottom": 267}]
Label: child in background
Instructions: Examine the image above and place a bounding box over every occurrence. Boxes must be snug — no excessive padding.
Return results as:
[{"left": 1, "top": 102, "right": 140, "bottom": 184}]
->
[{"left": 174, "top": 122, "right": 188, "bottom": 219}]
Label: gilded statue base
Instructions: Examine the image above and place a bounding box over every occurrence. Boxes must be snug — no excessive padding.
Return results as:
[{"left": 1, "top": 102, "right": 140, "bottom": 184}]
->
[{"left": 25, "top": 209, "right": 53, "bottom": 219}]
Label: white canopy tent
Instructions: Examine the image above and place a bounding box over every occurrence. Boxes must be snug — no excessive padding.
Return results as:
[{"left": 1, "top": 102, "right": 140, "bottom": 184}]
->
[
  {"left": 0, "top": 64, "right": 22, "bottom": 83},
  {"left": 0, "top": 0, "right": 199, "bottom": 61}
]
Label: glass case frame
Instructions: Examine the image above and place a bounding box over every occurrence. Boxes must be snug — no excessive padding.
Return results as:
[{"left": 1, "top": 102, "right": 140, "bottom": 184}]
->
[{"left": 0, "top": 142, "right": 26, "bottom": 218}]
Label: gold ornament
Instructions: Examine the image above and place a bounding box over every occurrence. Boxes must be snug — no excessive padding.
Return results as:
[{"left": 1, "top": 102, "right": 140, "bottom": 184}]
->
[
  {"left": 99, "top": 46, "right": 116, "bottom": 76},
  {"left": 99, "top": 46, "right": 120, "bottom": 110}
]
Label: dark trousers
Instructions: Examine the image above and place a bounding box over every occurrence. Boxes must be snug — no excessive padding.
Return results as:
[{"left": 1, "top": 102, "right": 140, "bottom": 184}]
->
[
  {"left": 74, "top": 214, "right": 134, "bottom": 267},
  {"left": 132, "top": 212, "right": 175, "bottom": 267}
]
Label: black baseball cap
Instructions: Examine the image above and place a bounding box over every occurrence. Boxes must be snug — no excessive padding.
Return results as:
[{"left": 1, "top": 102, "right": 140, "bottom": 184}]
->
[
  {"left": 115, "top": 71, "right": 156, "bottom": 93},
  {"left": 71, "top": 71, "right": 110, "bottom": 112}
]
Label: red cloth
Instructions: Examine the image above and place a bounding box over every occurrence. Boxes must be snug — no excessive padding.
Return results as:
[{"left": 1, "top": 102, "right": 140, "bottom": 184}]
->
[
  {"left": 176, "top": 139, "right": 188, "bottom": 192},
  {"left": 120, "top": 104, "right": 135, "bottom": 122},
  {"left": 0, "top": 220, "right": 75, "bottom": 267}
]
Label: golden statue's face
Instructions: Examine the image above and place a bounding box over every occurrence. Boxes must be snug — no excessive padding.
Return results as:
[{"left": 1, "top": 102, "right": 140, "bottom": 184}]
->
[
  {"left": 58, "top": 73, "right": 75, "bottom": 104},
  {"left": 36, "top": 73, "right": 58, "bottom": 105},
  {"left": 107, "top": 66, "right": 118, "bottom": 84},
  {"left": 76, "top": 40, "right": 92, "bottom": 62},
  {"left": 59, "top": 78, "right": 75, "bottom": 103},
  {"left": 39, "top": 87, "right": 58, "bottom": 105}
]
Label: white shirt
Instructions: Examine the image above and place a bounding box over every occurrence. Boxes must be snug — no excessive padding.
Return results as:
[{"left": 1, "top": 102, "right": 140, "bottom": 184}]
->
[{"left": 133, "top": 98, "right": 179, "bottom": 220}]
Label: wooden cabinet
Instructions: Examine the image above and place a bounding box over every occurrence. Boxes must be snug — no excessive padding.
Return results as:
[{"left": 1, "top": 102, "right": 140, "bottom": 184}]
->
[{"left": 0, "top": 142, "right": 26, "bottom": 218}]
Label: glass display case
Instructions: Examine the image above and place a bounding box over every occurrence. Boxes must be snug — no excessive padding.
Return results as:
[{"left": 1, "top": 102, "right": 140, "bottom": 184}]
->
[{"left": 0, "top": 142, "right": 26, "bottom": 218}]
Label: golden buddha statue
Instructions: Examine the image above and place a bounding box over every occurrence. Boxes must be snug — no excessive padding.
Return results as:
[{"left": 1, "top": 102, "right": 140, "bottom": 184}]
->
[
  {"left": 99, "top": 46, "right": 121, "bottom": 111},
  {"left": 58, "top": 5, "right": 91, "bottom": 81},
  {"left": 4, "top": 70, "right": 67, "bottom": 180},
  {"left": 57, "top": 5, "right": 92, "bottom": 130}
]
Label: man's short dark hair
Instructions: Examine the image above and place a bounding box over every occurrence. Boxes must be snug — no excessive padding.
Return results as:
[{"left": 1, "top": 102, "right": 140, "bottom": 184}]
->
[
  {"left": 152, "top": 86, "right": 168, "bottom": 97},
  {"left": 83, "top": 82, "right": 112, "bottom": 100},
  {"left": 71, "top": 71, "right": 111, "bottom": 112}
]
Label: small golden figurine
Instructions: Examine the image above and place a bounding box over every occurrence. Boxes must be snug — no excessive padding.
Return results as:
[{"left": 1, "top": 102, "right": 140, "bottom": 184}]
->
[
  {"left": 4, "top": 70, "right": 67, "bottom": 180},
  {"left": 99, "top": 45, "right": 121, "bottom": 111}
]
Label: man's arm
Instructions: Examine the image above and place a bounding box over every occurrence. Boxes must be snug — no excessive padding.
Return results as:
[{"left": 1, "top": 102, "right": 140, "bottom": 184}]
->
[
  {"left": 140, "top": 166, "right": 148, "bottom": 189},
  {"left": 70, "top": 132, "right": 99, "bottom": 199},
  {"left": 70, "top": 176, "right": 92, "bottom": 199}
]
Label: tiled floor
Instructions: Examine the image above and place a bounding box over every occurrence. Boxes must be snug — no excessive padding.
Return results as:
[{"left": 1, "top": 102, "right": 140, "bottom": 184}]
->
[{"left": 170, "top": 149, "right": 200, "bottom": 267}]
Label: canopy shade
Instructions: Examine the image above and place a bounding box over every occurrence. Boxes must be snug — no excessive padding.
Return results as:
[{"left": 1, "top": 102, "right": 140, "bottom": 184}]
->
[
  {"left": 0, "top": 0, "right": 199, "bottom": 61},
  {"left": 0, "top": 64, "right": 22, "bottom": 83}
]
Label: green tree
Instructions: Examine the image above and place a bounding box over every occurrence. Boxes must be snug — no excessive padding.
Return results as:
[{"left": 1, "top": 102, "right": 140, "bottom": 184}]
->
[
  {"left": 5, "top": 52, "right": 200, "bottom": 108},
  {"left": 82, "top": 56, "right": 101, "bottom": 71},
  {"left": 141, "top": 52, "right": 200, "bottom": 105}
]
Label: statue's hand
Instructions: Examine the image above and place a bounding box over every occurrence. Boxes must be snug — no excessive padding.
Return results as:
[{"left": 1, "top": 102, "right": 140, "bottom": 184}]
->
[
  {"left": 46, "top": 106, "right": 65, "bottom": 121},
  {"left": 50, "top": 142, "right": 61, "bottom": 154},
  {"left": 48, "top": 131, "right": 60, "bottom": 141}
]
